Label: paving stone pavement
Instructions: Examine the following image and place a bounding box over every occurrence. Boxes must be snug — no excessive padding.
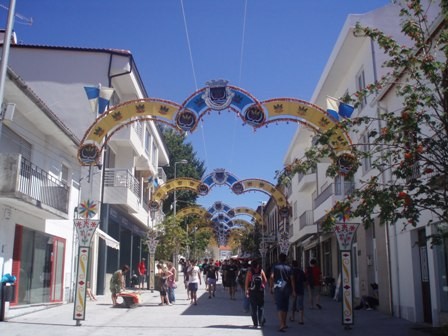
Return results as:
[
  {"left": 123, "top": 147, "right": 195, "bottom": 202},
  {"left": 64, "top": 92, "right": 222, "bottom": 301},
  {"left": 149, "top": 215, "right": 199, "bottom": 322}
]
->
[{"left": 0, "top": 276, "right": 424, "bottom": 336}]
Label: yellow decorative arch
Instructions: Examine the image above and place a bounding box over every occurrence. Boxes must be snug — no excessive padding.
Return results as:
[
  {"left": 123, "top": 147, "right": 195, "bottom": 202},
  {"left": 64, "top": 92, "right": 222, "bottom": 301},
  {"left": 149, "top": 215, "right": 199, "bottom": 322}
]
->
[
  {"left": 150, "top": 177, "right": 290, "bottom": 219},
  {"left": 176, "top": 206, "right": 210, "bottom": 221},
  {"left": 234, "top": 179, "right": 288, "bottom": 209},
  {"left": 262, "top": 98, "right": 351, "bottom": 153},
  {"left": 85, "top": 99, "right": 181, "bottom": 147},
  {"left": 232, "top": 207, "right": 262, "bottom": 224},
  {"left": 230, "top": 219, "right": 254, "bottom": 229},
  {"left": 152, "top": 177, "right": 202, "bottom": 202}
]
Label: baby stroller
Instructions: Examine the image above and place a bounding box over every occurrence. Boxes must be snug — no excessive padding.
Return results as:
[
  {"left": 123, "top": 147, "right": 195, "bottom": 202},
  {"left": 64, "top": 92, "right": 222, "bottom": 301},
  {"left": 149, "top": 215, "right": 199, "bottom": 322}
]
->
[{"left": 131, "top": 273, "right": 139, "bottom": 288}]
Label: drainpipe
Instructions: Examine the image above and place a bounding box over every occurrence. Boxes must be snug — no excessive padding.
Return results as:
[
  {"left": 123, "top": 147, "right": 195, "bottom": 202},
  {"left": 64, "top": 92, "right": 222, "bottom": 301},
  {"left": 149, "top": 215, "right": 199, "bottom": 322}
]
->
[{"left": 370, "top": 34, "right": 399, "bottom": 317}]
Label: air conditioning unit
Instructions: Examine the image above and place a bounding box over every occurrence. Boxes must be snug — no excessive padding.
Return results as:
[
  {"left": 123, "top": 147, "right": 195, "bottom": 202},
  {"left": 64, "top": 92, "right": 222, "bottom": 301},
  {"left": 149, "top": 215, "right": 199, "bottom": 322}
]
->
[{"left": 2, "top": 103, "right": 15, "bottom": 121}]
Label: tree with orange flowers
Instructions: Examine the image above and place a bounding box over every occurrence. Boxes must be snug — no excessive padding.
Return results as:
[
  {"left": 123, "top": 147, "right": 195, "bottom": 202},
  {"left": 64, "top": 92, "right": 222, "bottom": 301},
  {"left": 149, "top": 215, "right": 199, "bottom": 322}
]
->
[{"left": 277, "top": 0, "right": 448, "bottom": 244}]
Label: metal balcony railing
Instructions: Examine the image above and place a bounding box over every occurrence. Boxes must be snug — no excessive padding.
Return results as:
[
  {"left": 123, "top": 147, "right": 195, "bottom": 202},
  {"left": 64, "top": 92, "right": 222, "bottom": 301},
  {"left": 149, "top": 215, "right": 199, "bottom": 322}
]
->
[
  {"left": 334, "top": 181, "right": 356, "bottom": 195},
  {"left": 313, "top": 181, "right": 356, "bottom": 209},
  {"left": 299, "top": 210, "right": 314, "bottom": 230},
  {"left": 18, "top": 157, "right": 69, "bottom": 213},
  {"left": 157, "top": 167, "right": 167, "bottom": 184},
  {"left": 314, "top": 183, "right": 334, "bottom": 208},
  {"left": 104, "top": 169, "right": 140, "bottom": 197}
]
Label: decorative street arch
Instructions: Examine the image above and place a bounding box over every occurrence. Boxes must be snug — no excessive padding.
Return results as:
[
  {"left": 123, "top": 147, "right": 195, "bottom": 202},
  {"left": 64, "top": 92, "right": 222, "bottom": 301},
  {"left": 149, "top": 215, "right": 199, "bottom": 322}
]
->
[
  {"left": 176, "top": 202, "right": 258, "bottom": 245},
  {"left": 149, "top": 169, "right": 290, "bottom": 220},
  {"left": 77, "top": 79, "right": 359, "bottom": 323},
  {"left": 176, "top": 206, "right": 210, "bottom": 221},
  {"left": 78, "top": 80, "right": 354, "bottom": 174}
]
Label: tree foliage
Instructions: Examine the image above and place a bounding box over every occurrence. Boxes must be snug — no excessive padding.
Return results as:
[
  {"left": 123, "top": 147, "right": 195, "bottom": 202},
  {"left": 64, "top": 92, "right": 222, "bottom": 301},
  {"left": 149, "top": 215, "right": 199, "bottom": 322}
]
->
[
  {"left": 155, "top": 128, "right": 210, "bottom": 259},
  {"left": 277, "top": 0, "right": 448, "bottom": 243},
  {"left": 160, "top": 128, "right": 206, "bottom": 215}
]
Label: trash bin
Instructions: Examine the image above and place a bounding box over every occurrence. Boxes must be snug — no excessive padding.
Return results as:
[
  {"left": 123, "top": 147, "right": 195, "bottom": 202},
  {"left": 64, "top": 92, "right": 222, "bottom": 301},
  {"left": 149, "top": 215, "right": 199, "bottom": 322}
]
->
[
  {"left": 1, "top": 273, "right": 17, "bottom": 322},
  {"left": 2, "top": 284, "right": 15, "bottom": 302}
]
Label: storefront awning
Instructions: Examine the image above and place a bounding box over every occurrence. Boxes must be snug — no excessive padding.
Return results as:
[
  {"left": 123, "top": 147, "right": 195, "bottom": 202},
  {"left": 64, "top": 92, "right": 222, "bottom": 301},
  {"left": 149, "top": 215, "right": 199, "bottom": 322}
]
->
[{"left": 96, "top": 228, "right": 120, "bottom": 250}]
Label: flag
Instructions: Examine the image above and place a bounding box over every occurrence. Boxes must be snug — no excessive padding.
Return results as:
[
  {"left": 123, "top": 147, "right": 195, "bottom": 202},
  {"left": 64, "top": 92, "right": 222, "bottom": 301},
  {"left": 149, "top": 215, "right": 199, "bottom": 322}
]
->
[
  {"left": 326, "top": 96, "right": 354, "bottom": 121},
  {"left": 84, "top": 85, "right": 114, "bottom": 114}
]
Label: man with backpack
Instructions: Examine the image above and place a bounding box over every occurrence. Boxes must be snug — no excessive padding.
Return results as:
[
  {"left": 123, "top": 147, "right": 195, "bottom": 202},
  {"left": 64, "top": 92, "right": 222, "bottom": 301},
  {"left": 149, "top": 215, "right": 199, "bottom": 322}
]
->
[
  {"left": 270, "top": 253, "right": 296, "bottom": 332},
  {"left": 245, "top": 259, "right": 267, "bottom": 329}
]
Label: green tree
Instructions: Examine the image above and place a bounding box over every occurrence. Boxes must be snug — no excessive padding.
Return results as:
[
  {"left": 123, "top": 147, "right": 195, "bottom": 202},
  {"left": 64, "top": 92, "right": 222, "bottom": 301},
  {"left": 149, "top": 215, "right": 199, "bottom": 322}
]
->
[
  {"left": 278, "top": 0, "right": 448, "bottom": 243},
  {"left": 154, "top": 128, "right": 206, "bottom": 260},
  {"left": 161, "top": 129, "right": 206, "bottom": 215},
  {"left": 155, "top": 215, "right": 187, "bottom": 261}
]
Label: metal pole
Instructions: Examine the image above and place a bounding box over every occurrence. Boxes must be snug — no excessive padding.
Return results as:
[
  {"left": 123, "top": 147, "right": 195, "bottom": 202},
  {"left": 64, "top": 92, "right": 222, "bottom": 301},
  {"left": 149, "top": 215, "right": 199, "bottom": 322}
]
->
[
  {"left": 174, "top": 163, "right": 177, "bottom": 217},
  {"left": 0, "top": 0, "right": 16, "bottom": 111}
]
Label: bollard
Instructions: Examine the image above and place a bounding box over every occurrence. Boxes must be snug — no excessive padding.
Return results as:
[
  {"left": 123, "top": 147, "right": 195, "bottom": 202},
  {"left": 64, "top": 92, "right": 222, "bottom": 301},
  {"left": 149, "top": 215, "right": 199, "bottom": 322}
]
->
[{"left": 0, "top": 282, "right": 16, "bottom": 321}]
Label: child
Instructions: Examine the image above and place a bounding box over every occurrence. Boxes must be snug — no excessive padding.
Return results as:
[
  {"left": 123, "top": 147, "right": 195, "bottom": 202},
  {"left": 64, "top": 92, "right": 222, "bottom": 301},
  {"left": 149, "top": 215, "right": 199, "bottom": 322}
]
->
[{"left": 86, "top": 281, "right": 97, "bottom": 301}]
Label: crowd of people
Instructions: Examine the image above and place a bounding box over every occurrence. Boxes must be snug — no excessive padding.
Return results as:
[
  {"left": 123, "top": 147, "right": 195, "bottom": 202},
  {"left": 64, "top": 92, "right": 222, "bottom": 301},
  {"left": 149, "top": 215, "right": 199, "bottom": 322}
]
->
[{"left": 109, "top": 254, "right": 330, "bottom": 330}]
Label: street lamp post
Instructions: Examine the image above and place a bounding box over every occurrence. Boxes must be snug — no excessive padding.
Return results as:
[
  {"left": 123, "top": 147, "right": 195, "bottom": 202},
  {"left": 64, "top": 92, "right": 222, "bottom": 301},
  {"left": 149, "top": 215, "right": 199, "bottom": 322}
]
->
[
  {"left": 173, "top": 159, "right": 188, "bottom": 279},
  {"left": 145, "top": 229, "right": 159, "bottom": 293},
  {"left": 259, "top": 201, "right": 267, "bottom": 270}
]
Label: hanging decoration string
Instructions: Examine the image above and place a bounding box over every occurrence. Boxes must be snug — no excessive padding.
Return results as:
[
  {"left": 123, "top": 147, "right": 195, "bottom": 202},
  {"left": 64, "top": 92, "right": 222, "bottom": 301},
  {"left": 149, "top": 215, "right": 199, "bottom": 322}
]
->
[
  {"left": 180, "top": 0, "right": 208, "bottom": 165},
  {"left": 229, "top": 0, "right": 248, "bottom": 167}
]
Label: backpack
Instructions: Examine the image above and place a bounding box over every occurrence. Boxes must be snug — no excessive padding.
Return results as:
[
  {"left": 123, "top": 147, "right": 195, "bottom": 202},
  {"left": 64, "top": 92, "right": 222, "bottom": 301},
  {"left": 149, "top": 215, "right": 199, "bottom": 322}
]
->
[{"left": 250, "top": 271, "right": 263, "bottom": 291}]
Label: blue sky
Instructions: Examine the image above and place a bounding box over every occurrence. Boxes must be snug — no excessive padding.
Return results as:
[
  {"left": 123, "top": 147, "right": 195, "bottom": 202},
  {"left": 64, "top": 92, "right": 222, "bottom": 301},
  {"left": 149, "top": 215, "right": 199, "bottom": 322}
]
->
[{"left": 1, "top": 0, "right": 390, "bottom": 213}]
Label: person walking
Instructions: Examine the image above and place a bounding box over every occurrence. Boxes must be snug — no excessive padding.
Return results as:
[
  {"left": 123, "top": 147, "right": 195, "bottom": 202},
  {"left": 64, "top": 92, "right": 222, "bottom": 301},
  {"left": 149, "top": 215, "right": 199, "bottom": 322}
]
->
[
  {"left": 157, "top": 263, "right": 173, "bottom": 305},
  {"left": 245, "top": 259, "right": 267, "bottom": 329},
  {"left": 306, "top": 258, "right": 322, "bottom": 309},
  {"left": 182, "top": 259, "right": 191, "bottom": 299},
  {"left": 290, "top": 260, "right": 306, "bottom": 324},
  {"left": 270, "top": 253, "right": 296, "bottom": 332},
  {"left": 166, "top": 261, "right": 177, "bottom": 304},
  {"left": 206, "top": 258, "right": 219, "bottom": 298},
  {"left": 201, "top": 258, "right": 209, "bottom": 290},
  {"left": 110, "top": 264, "right": 130, "bottom": 307},
  {"left": 226, "top": 259, "right": 238, "bottom": 300},
  {"left": 137, "top": 258, "right": 147, "bottom": 289},
  {"left": 237, "top": 261, "right": 250, "bottom": 313},
  {"left": 187, "top": 260, "right": 202, "bottom": 305}
]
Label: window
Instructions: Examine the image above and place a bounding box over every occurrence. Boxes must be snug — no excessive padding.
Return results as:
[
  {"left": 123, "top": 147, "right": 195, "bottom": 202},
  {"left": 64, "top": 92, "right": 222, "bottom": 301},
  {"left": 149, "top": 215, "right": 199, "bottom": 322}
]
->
[
  {"left": 356, "top": 69, "right": 367, "bottom": 110},
  {"left": 61, "top": 164, "right": 69, "bottom": 184},
  {"left": 335, "top": 175, "right": 355, "bottom": 196},
  {"left": 145, "top": 128, "right": 152, "bottom": 156},
  {"left": 360, "top": 131, "right": 372, "bottom": 173},
  {"left": 0, "top": 125, "right": 32, "bottom": 160},
  {"left": 12, "top": 225, "right": 66, "bottom": 305},
  {"left": 152, "top": 140, "right": 158, "bottom": 168},
  {"left": 293, "top": 200, "right": 298, "bottom": 220}
]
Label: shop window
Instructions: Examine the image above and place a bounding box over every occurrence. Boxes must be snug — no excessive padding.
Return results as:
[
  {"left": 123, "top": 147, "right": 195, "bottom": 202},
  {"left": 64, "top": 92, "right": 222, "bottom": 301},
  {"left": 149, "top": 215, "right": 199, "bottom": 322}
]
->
[{"left": 12, "top": 225, "right": 65, "bottom": 305}]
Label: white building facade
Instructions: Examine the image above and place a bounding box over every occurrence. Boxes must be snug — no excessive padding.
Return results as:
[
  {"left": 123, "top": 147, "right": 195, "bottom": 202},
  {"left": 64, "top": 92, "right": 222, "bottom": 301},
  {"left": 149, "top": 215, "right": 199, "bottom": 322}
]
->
[
  {"left": 284, "top": 2, "right": 447, "bottom": 326},
  {"left": 0, "top": 36, "right": 169, "bottom": 317},
  {"left": 0, "top": 67, "right": 81, "bottom": 313}
]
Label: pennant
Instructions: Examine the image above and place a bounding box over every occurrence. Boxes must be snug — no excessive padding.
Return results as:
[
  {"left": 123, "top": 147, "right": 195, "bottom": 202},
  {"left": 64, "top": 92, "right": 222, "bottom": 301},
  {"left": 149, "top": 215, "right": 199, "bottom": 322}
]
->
[
  {"left": 84, "top": 85, "right": 114, "bottom": 114},
  {"left": 326, "top": 96, "right": 354, "bottom": 121}
]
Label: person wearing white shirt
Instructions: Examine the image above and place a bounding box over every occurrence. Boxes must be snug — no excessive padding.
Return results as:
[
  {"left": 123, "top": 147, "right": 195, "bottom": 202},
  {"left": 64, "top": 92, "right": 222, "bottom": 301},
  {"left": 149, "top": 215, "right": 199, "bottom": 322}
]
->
[{"left": 187, "top": 260, "right": 202, "bottom": 305}]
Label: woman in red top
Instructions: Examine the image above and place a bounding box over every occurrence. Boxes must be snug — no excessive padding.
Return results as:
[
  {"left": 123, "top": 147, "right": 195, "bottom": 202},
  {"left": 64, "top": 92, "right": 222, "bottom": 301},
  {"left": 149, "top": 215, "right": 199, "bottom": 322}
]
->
[
  {"left": 306, "top": 258, "right": 322, "bottom": 309},
  {"left": 137, "top": 259, "right": 146, "bottom": 289}
]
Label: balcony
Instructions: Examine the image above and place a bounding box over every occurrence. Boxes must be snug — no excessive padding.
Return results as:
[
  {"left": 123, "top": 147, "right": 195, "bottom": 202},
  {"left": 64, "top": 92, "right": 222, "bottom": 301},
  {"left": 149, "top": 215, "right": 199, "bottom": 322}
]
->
[
  {"left": 297, "top": 210, "right": 317, "bottom": 241},
  {"left": 103, "top": 168, "right": 142, "bottom": 213},
  {"left": 313, "top": 181, "right": 355, "bottom": 221},
  {"left": 157, "top": 167, "right": 167, "bottom": 185},
  {"left": 0, "top": 154, "right": 69, "bottom": 218},
  {"left": 299, "top": 210, "right": 314, "bottom": 230},
  {"left": 296, "top": 169, "right": 316, "bottom": 192}
]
